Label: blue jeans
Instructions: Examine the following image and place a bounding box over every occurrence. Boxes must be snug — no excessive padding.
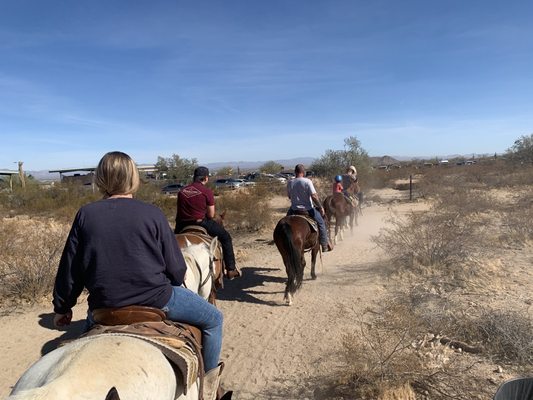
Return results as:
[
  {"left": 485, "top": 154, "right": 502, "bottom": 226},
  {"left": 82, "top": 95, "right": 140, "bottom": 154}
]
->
[
  {"left": 288, "top": 207, "right": 329, "bottom": 247},
  {"left": 162, "top": 286, "right": 223, "bottom": 372}
]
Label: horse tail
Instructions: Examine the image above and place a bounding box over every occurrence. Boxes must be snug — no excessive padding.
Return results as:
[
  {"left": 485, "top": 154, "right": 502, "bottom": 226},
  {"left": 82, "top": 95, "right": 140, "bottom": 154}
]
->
[{"left": 275, "top": 219, "right": 304, "bottom": 294}]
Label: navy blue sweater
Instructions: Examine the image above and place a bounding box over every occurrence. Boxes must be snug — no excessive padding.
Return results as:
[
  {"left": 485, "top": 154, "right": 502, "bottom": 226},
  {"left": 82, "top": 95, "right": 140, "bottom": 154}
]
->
[{"left": 53, "top": 198, "right": 187, "bottom": 314}]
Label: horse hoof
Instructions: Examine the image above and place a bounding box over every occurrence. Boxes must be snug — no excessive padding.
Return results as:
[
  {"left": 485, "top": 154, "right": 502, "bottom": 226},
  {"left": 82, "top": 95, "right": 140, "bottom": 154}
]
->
[
  {"left": 285, "top": 294, "right": 293, "bottom": 305},
  {"left": 311, "top": 275, "right": 317, "bottom": 280}
]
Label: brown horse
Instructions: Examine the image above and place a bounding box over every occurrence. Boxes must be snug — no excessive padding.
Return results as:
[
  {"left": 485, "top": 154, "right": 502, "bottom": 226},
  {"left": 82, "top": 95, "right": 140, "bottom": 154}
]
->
[
  {"left": 323, "top": 178, "right": 360, "bottom": 243},
  {"left": 323, "top": 193, "right": 355, "bottom": 244},
  {"left": 273, "top": 215, "right": 320, "bottom": 305}
]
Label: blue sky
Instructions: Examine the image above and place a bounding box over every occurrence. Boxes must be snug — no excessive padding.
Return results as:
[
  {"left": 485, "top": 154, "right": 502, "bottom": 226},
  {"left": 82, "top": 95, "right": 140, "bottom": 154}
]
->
[{"left": 1, "top": 1, "right": 532, "bottom": 170}]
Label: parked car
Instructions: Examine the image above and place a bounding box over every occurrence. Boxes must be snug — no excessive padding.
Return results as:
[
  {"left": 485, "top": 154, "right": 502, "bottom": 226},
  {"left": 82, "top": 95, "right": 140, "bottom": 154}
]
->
[
  {"left": 243, "top": 172, "right": 286, "bottom": 184},
  {"left": 264, "top": 174, "right": 286, "bottom": 184},
  {"left": 234, "top": 178, "right": 256, "bottom": 187},
  {"left": 214, "top": 178, "right": 243, "bottom": 190},
  {"left": 161, "top": 183, "right": 183, "bottom": 195}
]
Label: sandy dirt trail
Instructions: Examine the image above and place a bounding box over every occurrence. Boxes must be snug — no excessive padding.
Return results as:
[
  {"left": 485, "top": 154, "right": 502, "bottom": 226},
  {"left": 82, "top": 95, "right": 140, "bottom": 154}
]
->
[{"left": 0, "top": 198, "right": 419, "bottom": 399}]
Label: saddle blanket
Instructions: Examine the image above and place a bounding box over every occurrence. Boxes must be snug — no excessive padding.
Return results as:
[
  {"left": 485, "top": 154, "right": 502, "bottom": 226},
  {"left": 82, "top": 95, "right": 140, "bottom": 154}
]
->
[{"left": 83, "top": 321, "right": 200, "bottom": 393}]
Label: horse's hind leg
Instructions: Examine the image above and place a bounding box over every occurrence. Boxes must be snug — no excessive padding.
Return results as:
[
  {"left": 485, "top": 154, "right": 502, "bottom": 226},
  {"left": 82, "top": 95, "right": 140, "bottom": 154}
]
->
[
  {"left": 310, "top": 247, "right": 318, "bottom": 280},
  {"left": 284, "top": 286, "right": 293, "bottom": 305}
]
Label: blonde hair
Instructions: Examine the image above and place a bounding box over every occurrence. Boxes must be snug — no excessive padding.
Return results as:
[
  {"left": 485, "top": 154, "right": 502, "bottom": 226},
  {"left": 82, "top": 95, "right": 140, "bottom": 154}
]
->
[{"left": 95, "top": 151, "right": 140, "bottom": 197}]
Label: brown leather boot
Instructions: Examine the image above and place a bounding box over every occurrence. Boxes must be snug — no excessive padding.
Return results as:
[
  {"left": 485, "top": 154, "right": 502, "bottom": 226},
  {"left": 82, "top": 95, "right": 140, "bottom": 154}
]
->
[
  {"left": 321, "top": 242, "right": 334, "bottom": 252},
  {"left": 225, "top": 268, "right": 241, "bottom": 280}
]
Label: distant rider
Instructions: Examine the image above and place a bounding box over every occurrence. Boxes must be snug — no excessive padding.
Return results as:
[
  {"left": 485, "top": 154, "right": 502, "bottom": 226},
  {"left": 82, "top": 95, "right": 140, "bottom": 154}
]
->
[{"left": 341, "top": 165, "right": 362, "bottom": 206}]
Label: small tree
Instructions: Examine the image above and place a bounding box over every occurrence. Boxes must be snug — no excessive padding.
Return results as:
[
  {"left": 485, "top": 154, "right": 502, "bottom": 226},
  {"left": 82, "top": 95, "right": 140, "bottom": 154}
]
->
[
  {"left": 259, "top": 161, "right": 284, "bottom": 174},
  {"left": 311, "top": 136, "right": 370, "bottom": 177},
  {"left": 506, "top": 133, "right": 533, "bottom": 163},
  {"left": 216, "top": 166, "right": 233, "bottom": 177},
  {"left": 155, "top": 154, "right": 198, "bottom": 183}
]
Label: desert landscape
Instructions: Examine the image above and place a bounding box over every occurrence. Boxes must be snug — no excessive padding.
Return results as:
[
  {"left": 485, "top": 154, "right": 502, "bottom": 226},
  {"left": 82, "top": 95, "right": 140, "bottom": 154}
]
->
[{"left": 1, "top": 176, "right": 531, "bottom": 399}]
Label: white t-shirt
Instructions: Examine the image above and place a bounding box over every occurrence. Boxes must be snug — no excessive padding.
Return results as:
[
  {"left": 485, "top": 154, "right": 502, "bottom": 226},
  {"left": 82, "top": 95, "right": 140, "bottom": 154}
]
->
[{"left": 287, "top": 177, "right": 316, "bottom": 211}]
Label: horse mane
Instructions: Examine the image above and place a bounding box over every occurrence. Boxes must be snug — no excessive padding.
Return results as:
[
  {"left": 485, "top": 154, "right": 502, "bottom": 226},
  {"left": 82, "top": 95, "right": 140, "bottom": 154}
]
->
[{"left": 181, "top": 242, "right": 209, "bottom": 260}]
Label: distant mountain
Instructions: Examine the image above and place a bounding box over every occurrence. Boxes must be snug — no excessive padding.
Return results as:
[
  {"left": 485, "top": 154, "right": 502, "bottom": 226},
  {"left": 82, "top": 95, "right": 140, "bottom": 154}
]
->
[
  {"left": 369, "top": 155, "right": 401, "bottom": 166},
  {"left": 28, "top": 170, "right": 60, "bottom": 181},
  {"left": 204, "top": 157, "right": 316, "bottom": 172},
  {"left": 27, "top": 157, "right": 317, "bottom": 182}
]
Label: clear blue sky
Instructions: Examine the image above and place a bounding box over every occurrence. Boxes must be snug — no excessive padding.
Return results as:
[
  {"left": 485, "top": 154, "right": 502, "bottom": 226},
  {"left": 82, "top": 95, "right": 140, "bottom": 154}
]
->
[{"left": 1, "top": 1, "right": 532, "bottom": 170}]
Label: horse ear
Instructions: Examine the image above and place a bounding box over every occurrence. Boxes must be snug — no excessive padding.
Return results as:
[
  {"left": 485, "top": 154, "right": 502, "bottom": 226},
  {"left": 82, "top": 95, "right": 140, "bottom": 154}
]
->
[
  {"left": 105, "top": 387, "right": 120, "bottom": 400},
  {"left": 185, "top": 238, "right": 192, "bottom": 247},
  {"left": 210, "top": 236, "right": 219, "bottom": 255},
  {"left": 219, "top": 210, "right": 226, "bottom": 220}
]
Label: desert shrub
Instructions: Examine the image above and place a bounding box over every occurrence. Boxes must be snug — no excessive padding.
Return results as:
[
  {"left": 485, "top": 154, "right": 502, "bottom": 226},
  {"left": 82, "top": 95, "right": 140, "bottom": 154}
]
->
[
  {"left": 0, "top": 182, "right": 99, "bottom": 222},
  {"left": 0, "top": 218, "right": 69, "bottom": 306},
  {"left": 433, "top": 188, "right": 498, "bottom": 216},
  {"left": 373, "top": 211, "right": 485, "bottom": 287},
  {"left": 135, "top": 181, "right": 178, "bottom": 221},
  {"left": 336, "top": 289, "right": 531, "bottom": 400},
  {"left": 336, "top": 298, "right": 493, "bottom": 400},
  {"left": 408, "top": 289, "right": 532, "bottom": 366},
  {"left": 454, "top": 309, "right": 533, "bottom": 367},
  {"left": 339, "top": 304, "right": 424, "bottom": 399},
  {"left": 499, "top": 191, "right": 533, "bottom": 246},
  {"left": 216, "top": 186, "right": 275, "bottom": 232}
]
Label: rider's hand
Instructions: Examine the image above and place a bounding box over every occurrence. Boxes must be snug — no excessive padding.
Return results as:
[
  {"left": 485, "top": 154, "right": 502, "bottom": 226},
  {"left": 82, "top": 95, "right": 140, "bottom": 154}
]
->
[
  {"left": 319, "top": 207, "right": 325, "bottom": 217},
  {"left": 53, "top": 311, "right": 72, "bottom": 328}
]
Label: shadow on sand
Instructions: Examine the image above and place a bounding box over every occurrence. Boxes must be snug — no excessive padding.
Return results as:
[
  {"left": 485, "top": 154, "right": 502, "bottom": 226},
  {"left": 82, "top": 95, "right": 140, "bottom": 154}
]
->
[
  {"left": 217, "top": 266, "right": 287, "bottom": 306},
  {"left": 38, "top": 313, "right": 87, "bottom": 356}
]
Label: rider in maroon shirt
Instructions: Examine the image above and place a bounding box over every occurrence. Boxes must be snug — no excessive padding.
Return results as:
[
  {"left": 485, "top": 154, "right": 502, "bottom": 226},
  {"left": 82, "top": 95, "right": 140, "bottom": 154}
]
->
[
  {"left": 177, "top": 181, "right": 215, "bottom": 221},
  {"left": 175, "top": 166, "right": 241, "bottom": 280}
]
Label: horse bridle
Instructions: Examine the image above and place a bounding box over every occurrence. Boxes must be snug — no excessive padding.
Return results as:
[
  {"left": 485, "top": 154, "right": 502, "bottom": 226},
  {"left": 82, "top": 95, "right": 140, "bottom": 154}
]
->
[{"left": 185, "top": 253, "right": 215, "bottom": 294}]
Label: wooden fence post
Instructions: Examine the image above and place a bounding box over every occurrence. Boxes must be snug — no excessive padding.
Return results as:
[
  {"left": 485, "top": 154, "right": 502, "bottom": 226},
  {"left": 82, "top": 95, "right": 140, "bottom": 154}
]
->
[{"left": 409, "top": 174, "right": 413, "bottom": 201}]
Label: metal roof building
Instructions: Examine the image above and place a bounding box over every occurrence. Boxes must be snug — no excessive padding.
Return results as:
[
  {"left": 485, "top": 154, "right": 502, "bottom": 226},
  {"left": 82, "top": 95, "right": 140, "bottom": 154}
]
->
[{"left": 0, "top": 169, "right": 20, "bottom": 191}]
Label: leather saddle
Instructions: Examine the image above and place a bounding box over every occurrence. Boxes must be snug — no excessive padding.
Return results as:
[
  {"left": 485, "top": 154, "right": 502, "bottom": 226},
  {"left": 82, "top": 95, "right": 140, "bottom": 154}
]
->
[
  {"left": 289, "top": 212, "right": 318, "bottom": 232},
  {"left": 87, "top": 305, "right": 204, "bottom": 396},
  {"left": 92, "top": 305, "right": 202, "bottom": 345}
]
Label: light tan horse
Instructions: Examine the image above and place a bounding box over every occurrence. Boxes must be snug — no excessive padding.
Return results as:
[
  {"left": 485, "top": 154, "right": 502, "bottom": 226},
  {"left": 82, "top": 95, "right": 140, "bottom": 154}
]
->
[{"left": 8, "top": 242, "right": 226, "bottom": 400}]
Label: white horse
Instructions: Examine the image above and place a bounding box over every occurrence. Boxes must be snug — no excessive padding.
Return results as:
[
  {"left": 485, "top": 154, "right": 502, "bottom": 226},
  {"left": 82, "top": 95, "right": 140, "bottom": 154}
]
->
[
  {"left": 8, "top": 240, "right": 222, "bottom": 400},
  {"left": 182, "top": 237, "right": 218, "bottom": 300}
]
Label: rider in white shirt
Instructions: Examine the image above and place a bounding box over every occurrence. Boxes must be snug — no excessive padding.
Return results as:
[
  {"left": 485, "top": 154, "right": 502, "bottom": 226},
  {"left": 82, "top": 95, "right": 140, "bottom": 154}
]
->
[{"left": 287, "top": 164, "right": 333, "bottom": 252}]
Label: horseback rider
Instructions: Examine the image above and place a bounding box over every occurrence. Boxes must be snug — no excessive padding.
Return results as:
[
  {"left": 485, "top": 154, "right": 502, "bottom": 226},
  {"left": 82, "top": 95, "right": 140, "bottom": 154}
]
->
[
  {"left": 174, "top": 166, "right": 241, "bottom": 280},
  {"left": 333, "top": 175, "right": 343, "bottom": 194},
  {"left": 341, "top": 165, "right": 362, "bottom": 206},
  {"left": 287, "top": 164, "right": 333, "bottom": 252},
  {"left": 52, "top": 152, "right": 224, "bottom": 375}
]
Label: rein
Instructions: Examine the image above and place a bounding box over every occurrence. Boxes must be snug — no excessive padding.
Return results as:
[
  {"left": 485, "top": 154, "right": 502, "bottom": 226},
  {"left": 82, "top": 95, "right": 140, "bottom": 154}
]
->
[{"left": 183, "top": 252, "right": 215, "bottom": 295}]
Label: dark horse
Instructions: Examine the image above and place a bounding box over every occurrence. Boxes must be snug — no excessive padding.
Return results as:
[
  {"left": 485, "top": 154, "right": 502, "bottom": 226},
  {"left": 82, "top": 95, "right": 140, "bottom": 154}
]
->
[
  {"left": 273, "top": 215, "right": 320, "bottom": 305},
  {"left": 323, "top": 179, "right": 360, "bottom": 244}
]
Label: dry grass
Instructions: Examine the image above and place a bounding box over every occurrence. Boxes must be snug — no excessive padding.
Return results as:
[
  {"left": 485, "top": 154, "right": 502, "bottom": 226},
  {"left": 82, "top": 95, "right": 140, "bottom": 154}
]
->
[
  {"left": 0, "top": 182, "right": 99, "bottom": 222},
  {"left": 498, "top": 190, "right": 533, "bottom": 247},
  {"left": 372, "top": 210, "right": 487, "bottom": 288},
  {"left": 0, "top": 180, "right": 282, "bottom": 307},
  {"left": 340, "top": 163, "right": 533, "bottom": 399},
  {"left": 216, "top": 184, "right": 276, "bottom": 232},
  {"left": 0, "top": 217, "right": 69, "bottom": 307}
]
